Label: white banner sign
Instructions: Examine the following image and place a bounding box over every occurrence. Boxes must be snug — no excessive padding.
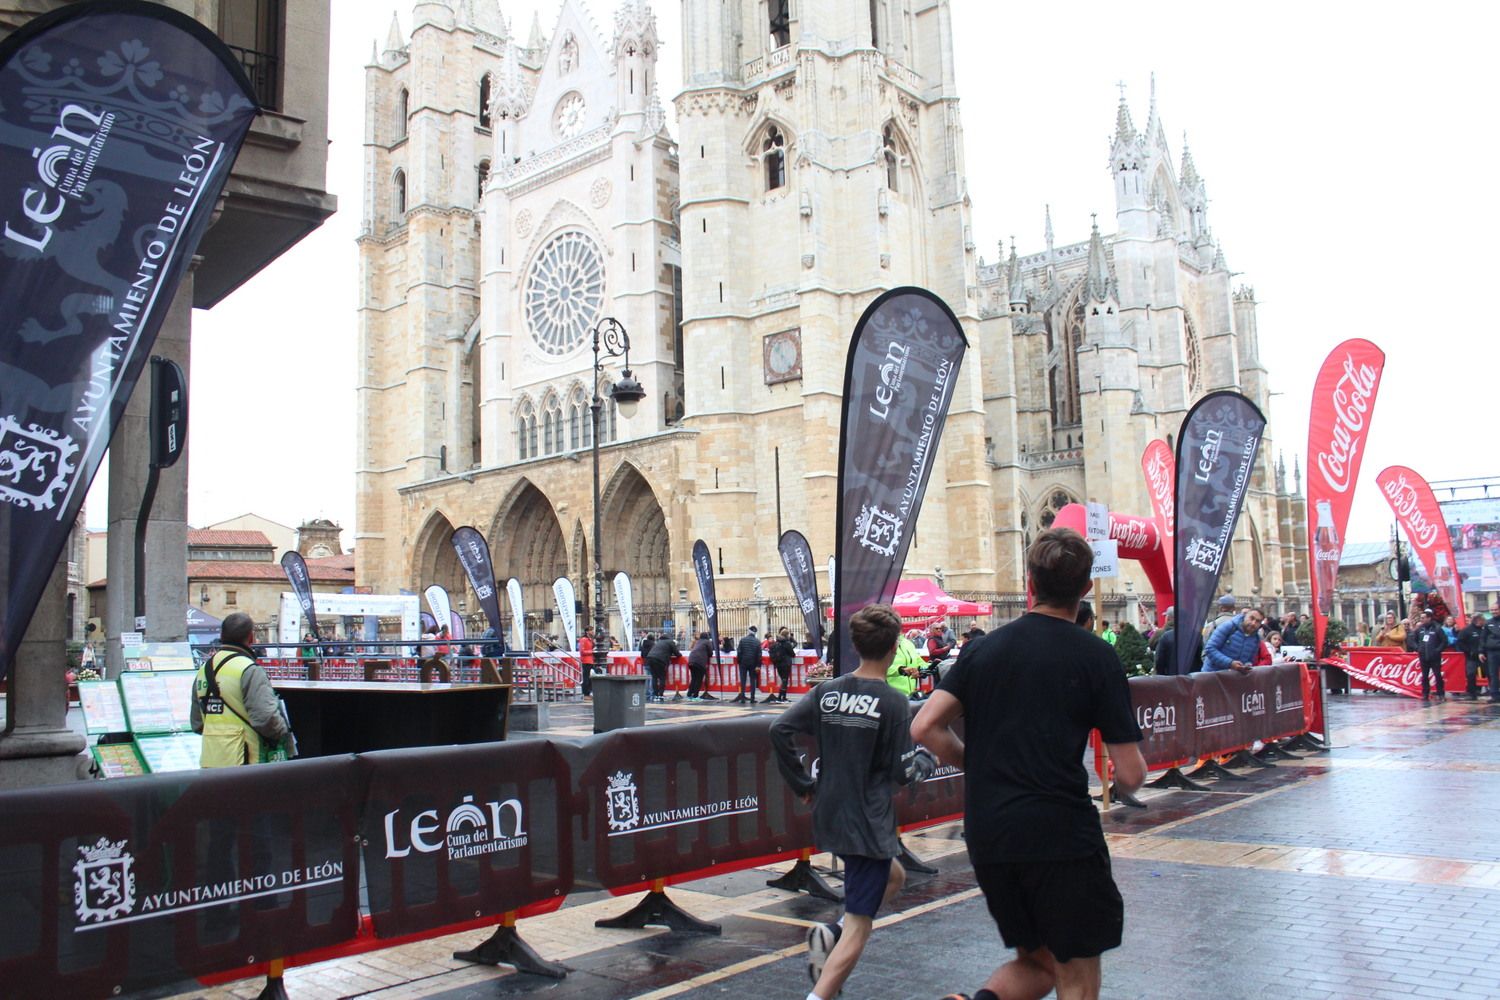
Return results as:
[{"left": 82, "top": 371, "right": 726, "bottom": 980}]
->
[
  {"left": 1091, "top": 539, "right": 1120, "bottom": 579},
  {"left": 506, "top": 578, "right": 526, "bottom": 652},
  {"left": 1086, "top": 502, "right": 1110, "bottom": 541},
  {"left": 553, "top": 577, "right": 578, "bottom": 652},
  {"left": 423, "top": 585, "right": 452, "bottom": 635},
  {"left": 613, "top": 572, "right": 635, "bottom": 650}
]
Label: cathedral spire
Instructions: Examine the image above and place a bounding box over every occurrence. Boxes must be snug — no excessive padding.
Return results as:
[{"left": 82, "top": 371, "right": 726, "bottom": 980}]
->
[
  {"left": 1007, "top": 239, "right": 1027, "bottom": 308},
  {"left": 1085, "top": 214, "right": 1114, "bottom": 302},
  {"left": 1180, "top": 133, "right": 1200, "bottom": 188},
  {"left": 1293, "top": 454, "right": 1303, "bottom": 496},
  {"left": 1044, "top": 204, "right": 1054, "bottom": 253},
  {"left": 527, "top": 10, "right": 546, "bottom": 51},
  {"left": 1276, "top": 452, "right": 1287, "bottom": 494},
  {"left": 383, "top": 11, "right": 405, "bottom": 59},
  {"left": 1113, "top": 82, "right": 1136, "bottom": 146}
]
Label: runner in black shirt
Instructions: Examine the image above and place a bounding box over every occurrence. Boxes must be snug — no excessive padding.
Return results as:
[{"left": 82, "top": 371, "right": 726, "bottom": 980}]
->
[
  {"left": 771, "top": 604, "right": 935, "bottom": 1000},
  {"left": 913, "top": 528, "right": 1145, "bottom": 1000}
]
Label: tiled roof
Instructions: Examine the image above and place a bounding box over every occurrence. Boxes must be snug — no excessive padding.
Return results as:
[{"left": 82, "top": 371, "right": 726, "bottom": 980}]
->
[
  {"left": 187, "top": 561, "right": 354, "bottom": 583},
  {"left": 307, "top": 553, "right": 355, "bottom": 572},
  {"left": 187, "top": 529, "right": 272, "bottom": 548}
]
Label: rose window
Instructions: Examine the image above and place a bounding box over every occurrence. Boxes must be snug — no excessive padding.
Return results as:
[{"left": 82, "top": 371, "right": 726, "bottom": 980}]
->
[{"left": 524, "top": 231, "right": 605, "bottom": 356}]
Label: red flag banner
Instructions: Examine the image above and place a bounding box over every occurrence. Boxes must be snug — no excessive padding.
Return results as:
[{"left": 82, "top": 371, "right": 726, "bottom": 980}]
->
[
  {"left": 1306, "top": 339, "right": 1385, "bottom": 655},
  {"left": 1375, "top": 466, "right": 1465, "bottom": 619},
  {"left": 1141, "top": 439, "right": 1176, "bottom": 583}
]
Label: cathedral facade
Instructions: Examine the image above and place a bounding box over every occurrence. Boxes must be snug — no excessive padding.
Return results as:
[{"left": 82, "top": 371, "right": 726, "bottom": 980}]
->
[{"left": 356, "top": 0, "right": 1307, "bottom": 633}]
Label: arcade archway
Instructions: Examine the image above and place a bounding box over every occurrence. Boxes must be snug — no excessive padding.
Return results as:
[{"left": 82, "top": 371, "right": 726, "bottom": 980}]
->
[
  {"left": 490, "top": 479, "right": 568, "bottom": 635},
  {"left": 600, "top": 463, "right": 671, "bottom": 609},
  {"left": 411, "top": 510, "right": 465, "bottom": 602}
]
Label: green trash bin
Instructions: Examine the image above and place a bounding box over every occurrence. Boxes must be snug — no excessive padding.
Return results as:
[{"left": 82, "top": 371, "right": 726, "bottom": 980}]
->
[{"left": 593, "top": 673, "right": 650, "bottom": 733}]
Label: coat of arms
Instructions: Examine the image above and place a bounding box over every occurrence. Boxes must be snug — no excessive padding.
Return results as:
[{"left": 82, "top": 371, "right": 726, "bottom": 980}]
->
[
  {"left": 606, "top": 770, "right": 640, "bottom": 833},
  {"left": 853, "top": 503, "right": 903, "bottom": 557},
  {"left": 1183, "top": 535, "right": 1224, "bottom": 573},
  {"left": 0, "top": 416, "right": 78, "bottom": 511},
  {"left": 73, "top": 837, "right": 136, "bottom": 924}
]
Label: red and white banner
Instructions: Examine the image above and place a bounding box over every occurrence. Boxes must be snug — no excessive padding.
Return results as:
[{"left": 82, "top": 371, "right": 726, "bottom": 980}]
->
[
  {"left": 1141, "top": 439, "right": 1176, "bottom": 580},
  {"left": 1338, "top": 647, "right": 1466, "bottom": 699},
  {"left": 1306, "top": 339, "right": 1386, "bottom": 656},
  {"left": 1376, "top": 466, "right": 1465, "bottom": 618}
]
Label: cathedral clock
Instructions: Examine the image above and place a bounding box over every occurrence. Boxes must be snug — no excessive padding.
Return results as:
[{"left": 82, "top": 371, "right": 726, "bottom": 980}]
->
[{"left": 763, "top": 328, "right": 802, "bottom": 384}]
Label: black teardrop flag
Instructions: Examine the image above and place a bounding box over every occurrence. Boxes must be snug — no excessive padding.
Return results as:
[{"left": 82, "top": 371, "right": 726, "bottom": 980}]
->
[{"left": 777, "top": 530, "right": 823, "bottom": 660}]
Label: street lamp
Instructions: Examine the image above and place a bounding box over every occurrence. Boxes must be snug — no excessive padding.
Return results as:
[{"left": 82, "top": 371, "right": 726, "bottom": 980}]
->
[{"left": 589, "top": 317, "right": 646, "bottom": 680}]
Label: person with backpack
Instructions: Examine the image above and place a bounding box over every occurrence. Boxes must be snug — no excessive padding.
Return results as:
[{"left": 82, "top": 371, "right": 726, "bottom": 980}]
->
[{"left": 191, "top": 613, "right": 293, "bottom": 767}]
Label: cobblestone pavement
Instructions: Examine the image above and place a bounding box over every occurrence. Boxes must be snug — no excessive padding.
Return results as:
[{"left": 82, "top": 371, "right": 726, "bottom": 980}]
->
[{"left": 141, "top": 693, "right": 1500, "bottom": 1000}]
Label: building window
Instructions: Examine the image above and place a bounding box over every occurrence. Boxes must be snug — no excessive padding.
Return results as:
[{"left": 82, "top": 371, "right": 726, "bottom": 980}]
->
[
  {"left": 478, "top": 74, "right": 492, "bottom": 129},
  {"left": 225, "top": 590, "right": 238, "bottom": 607},
  {"left": 397, "top": 87, "right": 409, "bottom": 140},
  {"left": 516, "top": 399, "right": 537, "bottom": 460},
  {"left": 1185, "top": 315, "right": 1204, "bottom": 395},
  {"left": 542, "top": 393, "right": 564, "bottom": 456},
  {"left": 393, "top": 168, "right": 407, "bottom": 216},
  {"left": 524, "top": 231, "right": 606, "bottom": 356},
  {"left": 769, "top": 0, "right": 791, "bottom": 48},
  {"left": 477, "top": 158, "right": 490, "bottom": 202},
  {"left": 883, "top": 124, "right": 899, "bottom": 191},
  {"left": 219, "top": 0, "right": 282, "bottom": 110},
  {"left": 568, "top": 386, "right": 588, "bottom": 449},
  {"left": 870, "top": 0, "right": 880, "bottom": 47},
  {"left": 763, "top": 124, "right": 787, "bottom": 192}
]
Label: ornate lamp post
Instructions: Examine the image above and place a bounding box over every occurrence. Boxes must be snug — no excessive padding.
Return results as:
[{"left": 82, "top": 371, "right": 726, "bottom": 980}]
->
[{"left": 589, "top": 317, "right": 646, "bottom": 678}]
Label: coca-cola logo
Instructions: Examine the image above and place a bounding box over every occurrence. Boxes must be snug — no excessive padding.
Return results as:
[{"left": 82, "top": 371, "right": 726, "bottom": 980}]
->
[
  {"left": 1360, "top": 654, "right": 1423, "bottom": 689},
  {"left": 1145, "top": 450, "right": 1175, "bottom": 529},
  {"left": 1381, "top": 473, "right": 1440, "bottom": 549},
  {"left": 1314, "top": 354, "right": 1378, "bottom": 494},
  {"left": 1110, "top": 517, "right": 1152, "bottom": 552}
]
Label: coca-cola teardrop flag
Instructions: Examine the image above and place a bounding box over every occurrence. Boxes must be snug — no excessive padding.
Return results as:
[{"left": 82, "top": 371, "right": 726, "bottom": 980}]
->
[
  {"left": 1173, "top": 391, "right": 1267, "bottom": 676},
  {"left": 280, "top": 551, "right": 320, "bottom": 642},
  {"left": 1141, "top": 439, "right": 1176, "bottom": 585},
  {"left": 451, "top": 527, "right": 503, "bottom": 638},
  {"left": 0, "top": 3, "right": 258, "bottom": 680},
  {"left": 778, "top": 529, "right": 823, "bottom": 659},
  {"left": 692, "top": 539, "right": 720, "bottom": 661},
  {"left": 834, "top": 287, "right": 967, "bottom": 673},
  {"left": 1376, "top": 466, "right": 1463, "bottom": 618},
  {"left": 1306, "top": 340, "right": 1385, "bottom": 656}
]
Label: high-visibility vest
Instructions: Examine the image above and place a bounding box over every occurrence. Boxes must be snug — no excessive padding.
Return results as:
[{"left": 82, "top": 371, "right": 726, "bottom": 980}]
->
[{"left": 195, "top": 650, "right": 262, "bottom": 767}]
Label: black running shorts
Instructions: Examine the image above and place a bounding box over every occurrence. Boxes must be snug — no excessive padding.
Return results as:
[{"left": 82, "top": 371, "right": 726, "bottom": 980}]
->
[
  {"left": 973, "top": 848, "right": 1124, "bottom": 962},
  {"left": 838, "top": 854, "right": 892, "bottom": 918}
]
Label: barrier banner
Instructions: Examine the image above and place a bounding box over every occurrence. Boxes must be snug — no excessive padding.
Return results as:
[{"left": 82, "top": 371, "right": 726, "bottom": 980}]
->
[
  {"left": 1172, "top": 391, "right": 1266, "bottom": 676},
  {"left": 359, "top": 741, "right": 571, "bottom": 938},
  {"left": 778, "top": 529, "right": 824, "bottom": 659},
  {"left": 614, "top": 571, "right": 635, "bottom": 650},
  {"left": 834, "top": 287, "right": 968, "bottom": 673},
  {"left": 281, "top": 551, "right": 321, "bottom": 641},
  {"left": 570, "top": 717, "right": 810, "bottom": 893},
  {"left": 0, "top": 756, "right": 360, "bottom": 995},
  {"left": 506, "top": 577, "right": 526, "bottom": 652},
  {"left": 1141, "top": 440, "right": 1176, "bottom": 582},
  {"left": 0, "top": 2, "right": 257, "bottom": 681},
  {"left": 1376, "top": 466, "right": 1463, "bottom": 618},
  {"left": 1126, "top": 675, "right": 1195, "bottom": 768},
  {"left": 451, "top": 527, "right": 504, "bottom": 638},
  {"left": 1338, "top": 647, "right": 1467, "bottom": 699},
  {"left": 692, "top": 539, "right": 720, "bottom": 659},
  {"left": 423, "top": 585, "right": 452, "bottom": 636},
  {"left": 1307, "top": 340, "right": 1385, "bottom": 656},
  {"left": 1125, "top": 665, "right": 1307, "bottom": 768},
  {"left": 552, "top": 576, "right": 577, "bottom": 651}
]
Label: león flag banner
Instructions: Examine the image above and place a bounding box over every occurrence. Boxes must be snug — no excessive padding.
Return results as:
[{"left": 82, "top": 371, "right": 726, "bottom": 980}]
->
[
  {"left": 451, "top": 527, "right": 503, "bottom": 638},
  {"left": 1376, "top": 466, "right": 1463, "bottom": 620},
  {"left": 778, "top": 530, "right": 823, "bottom": 659},
  {"left": 506, "top": 577, "right": 526, "bottom": 652},
  {"left": 423, "top": 585, "right": 452, "bottom": 636},
  {"left": 1173, "top": 391, "right": 1266, "bottom": 676},
  {"left": 0, "top": 2, "right": 257, "bottom": 679},
  {"left": 279, "top": 551, "right": 320, "bottom": 641},
  {"left": 613, "top": 571, "right": 635, "bottom": 651},
  {"left": 692, "top": 539, "right": 719, "bottom": 660},
  {"left": 834, "top": 287, "right": 967, "bottom": 674},
  {"left": 1306, "top": 340, "right": 1385, "bottom": 656},
  {"left": 1141, "top": 439, "right": 1176, "bottom": 582}
]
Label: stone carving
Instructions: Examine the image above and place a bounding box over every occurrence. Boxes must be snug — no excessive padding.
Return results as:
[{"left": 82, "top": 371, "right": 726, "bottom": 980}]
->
[
  {"left": 590, "top": 177, "right": 612, "bottom": 208},
  {"left": 515, "top": 208, "right": 533, "bottom": 238}
]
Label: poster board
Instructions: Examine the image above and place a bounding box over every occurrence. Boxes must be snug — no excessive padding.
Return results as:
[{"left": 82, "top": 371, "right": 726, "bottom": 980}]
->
[
  {"left": 119, "top": 670, "right": 195, "bottom": 734},
  {"left": 136, "top": 733, "right": 202, "bottom": 773},
  {"left": 127, "top": 641, "right": 195, "bottom": 672},
  {"left": 78, "top": 680, "right": 128, "bottom": 735},
  {"left": 91, "top": 742, "right": 147, "bottom": 778}
]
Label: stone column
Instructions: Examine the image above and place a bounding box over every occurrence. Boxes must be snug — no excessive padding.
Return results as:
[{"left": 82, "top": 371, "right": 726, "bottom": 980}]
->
[
  {"left": 106, "top": 277, "right": 192, "bottom": 674},
  {"left": 0, "top": 554, "right": 89, "bottom": 788}
]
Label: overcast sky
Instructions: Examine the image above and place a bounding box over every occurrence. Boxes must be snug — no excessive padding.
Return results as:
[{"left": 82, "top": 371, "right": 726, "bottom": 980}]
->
[{"left": 86, "top": 0, "right": 1497, "bottom": 553}]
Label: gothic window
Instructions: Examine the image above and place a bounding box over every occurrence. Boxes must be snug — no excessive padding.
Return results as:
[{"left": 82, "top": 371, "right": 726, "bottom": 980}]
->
[
  {"left": 524, "top": 231, "right": 606, "bottom": 356},
  {"left": 1185, "top": 314, "right": 1203, "bottom": 394},
  {"left": 769, "top": 0, "right": 791, "bottom": 48},
  {"left": 397, "top": 87, "right": 409, "bottom": 139},
  {"left": 516, "top": 399, "right": 537, "bottom": 460},
  {"left": 601, "top": 398, "right": 618, "bottom": 443},
  {"left": 568, "top": 386, "right": 588, "bottom": 449},
  {"left": 542, "top": 393, "right": 563, "bottom": 455},
  {"left": 393, "top": 168, "right": 407, "bottom": 216},
  {"left": 478, "top": 74, "right": 492, "bottom": 129},
  {"left": 870, "top": 0, "right": 880, "bottom": 47},
  {"left": 762, "top": 124, "right": 787, "bottom": 192},
  {"left": 883, "top": 124, "right": 899, "bottom": 192},
  {"left": 476, "top": 159, "right": 490, "bottom": 201},
  {"left": 1045, "top": 293, "right": 1084, "bottom": 428},
  {"left": 1037, "top": 489, "right": 1079, "bottom": 530}
]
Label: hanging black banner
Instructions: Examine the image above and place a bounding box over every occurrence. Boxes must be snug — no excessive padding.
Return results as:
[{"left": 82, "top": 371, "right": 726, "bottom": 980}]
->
[
  {"left": 692, "top": 539, "right": 719, "bottom": 659},
  {"left": 1172, "top": 390, "right": 1266, "bottom": 676},
  {"left": 452, "top": 526, "right": 504, "bottom": 638},
  {"left": 833, "top": 288, "right": 968, "bottom": 673},
  {"left": 777, "top": 529, "right": 823, "bottom": 659},
  {"left": 280, "top": 551, "right": 320, "bottom": 642},
  {"left": 0, "top": 2, "right": 258, "bottom": 680}
]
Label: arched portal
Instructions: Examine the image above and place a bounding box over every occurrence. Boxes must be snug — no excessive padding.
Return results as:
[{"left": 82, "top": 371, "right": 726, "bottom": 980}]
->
[
  {"left": 412, "top": 511, "right": 465, "bottom": 603},
  {"left": 490, "top": 480, "right": 568, "bottom": 639},
  {"left": 599, "top": 463, "right": 671, "bottom": 610}
]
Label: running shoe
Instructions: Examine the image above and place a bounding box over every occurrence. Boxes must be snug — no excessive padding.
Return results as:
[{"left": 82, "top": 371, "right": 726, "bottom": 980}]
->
[
  {"left": 806, "top": 921, "right": 841, "bottom": 986},
  {"left": 700, "top": 692, "right": 717, "bottom": 700}
]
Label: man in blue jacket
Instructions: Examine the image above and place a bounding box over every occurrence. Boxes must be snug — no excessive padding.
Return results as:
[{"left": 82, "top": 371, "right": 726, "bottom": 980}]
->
[{"left": 1202, "top": 609, "right": 1265, "bottom": 674}]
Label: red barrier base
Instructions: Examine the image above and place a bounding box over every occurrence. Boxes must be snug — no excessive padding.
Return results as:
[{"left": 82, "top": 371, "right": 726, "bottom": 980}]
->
[
  {"left": 595, "top": 884, "right": 721, "bottom": 935},
  {"left": 766, "top": 850, "right": 843, "bottom": 902},
  {"left": 453, "top": 920, "right": 567, "bottom": 979},
  {"left": 1145, "top": 767, "right": 1211, "bottom": 792}
]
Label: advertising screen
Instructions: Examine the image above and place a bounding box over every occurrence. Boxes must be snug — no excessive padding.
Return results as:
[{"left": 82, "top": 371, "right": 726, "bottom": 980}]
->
[{"left": 1439, "top": 496, "right": 1500, "bottom": 593}]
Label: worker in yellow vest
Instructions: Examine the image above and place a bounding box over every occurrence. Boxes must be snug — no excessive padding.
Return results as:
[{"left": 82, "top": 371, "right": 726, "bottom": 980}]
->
[{"left": 190, "top": 612, "right": 292, "bottom": 767}]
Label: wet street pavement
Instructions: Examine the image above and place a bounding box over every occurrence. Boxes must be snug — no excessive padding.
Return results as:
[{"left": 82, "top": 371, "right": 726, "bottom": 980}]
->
[{"left": 145, "top": 692, "right": 1500, "bottom": 1000}]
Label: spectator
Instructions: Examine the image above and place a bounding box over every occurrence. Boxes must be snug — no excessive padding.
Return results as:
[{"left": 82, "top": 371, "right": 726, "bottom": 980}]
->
[
  {"left": 1075, "top": 600, "right": 1095, "bottom": 631},
  {"left": 644, "top": 631, "right": 679, "bottom": 702},
  {"left": 768, "top": 627, "right": 797, "bottom": 703},
  {"left": 686, "top": 631, "right": 714, "bottom": 701},
  {"left": 925, "top": 622, "right": 954, "bottom": 684},
  {"left": 1458, "top": 613, "right": 1486, "bottom": 700},
  {"left": 1152, "top": 607, "right": 1201, "bottom": 676},
  {"left": 1443, "top": 615, "right": 1459, "bottom": 647},
  {"left": 1202, "top": 594, "right": 1237, "bottom": 644},
  {"left": 640, "top": 632, "right": 656, "bottom": 661},
  {"left": 1478, "top": 602, "right": 1500, "bottom": 703},
  {"left": 1203, "top": 609, "right": 1266, "bottom": 674},
  {"left": 888, "top": 632, "right": 924, "bottom": 700},
  {"left": 734, "top": 626, "right": 763, "bottom": 704},
  {"left": 1374, "top": 611, "right": 1406, "bottom": 648},
  {"left": 1099, "top": 620, "right": 1117, "bottom": 646},
  {"left": 192, "top": 613, "right": 292, "bottom": 767},
  {"left": 720, "top": 634, "right": 735, "bottom": 655},
  {"left": 1408, "top": 609, "right": 1447, "bottom": 702},
  {"left": 963, "top": 625, "right": 986, "bottom": 644},
  {"left": 578, "top": 626, "right": 597, "bottom": 697}
]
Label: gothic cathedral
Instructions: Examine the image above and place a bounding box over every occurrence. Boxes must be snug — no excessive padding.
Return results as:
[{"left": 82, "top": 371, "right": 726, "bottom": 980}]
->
[{"left": 356, "top": 0, "right": 1306, "bottom": 631}]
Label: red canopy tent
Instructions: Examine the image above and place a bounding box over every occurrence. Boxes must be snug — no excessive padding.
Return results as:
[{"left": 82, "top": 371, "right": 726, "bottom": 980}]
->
[{"left": 890, "top": 579, "right": 992, "bottom": 621}]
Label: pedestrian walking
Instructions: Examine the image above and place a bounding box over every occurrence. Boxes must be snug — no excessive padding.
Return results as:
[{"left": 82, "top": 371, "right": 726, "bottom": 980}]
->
[
  {"left": 768, "top": 626, "right": 797, "bottom": 702},
  {"left": 770, "top": 604, "right": 936, "bottom": 1000},
  {"left": 912, "top": 528, "right": 1145, "bottom": 1000}
]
